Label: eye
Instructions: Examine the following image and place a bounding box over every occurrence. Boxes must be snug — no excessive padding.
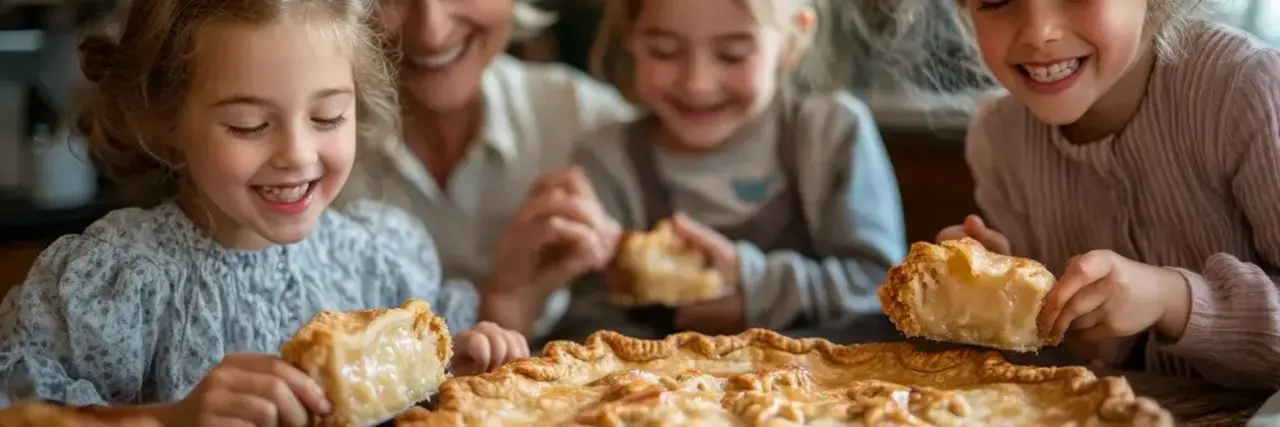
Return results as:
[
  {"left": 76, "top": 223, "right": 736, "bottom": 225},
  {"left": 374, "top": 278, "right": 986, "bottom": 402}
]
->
[
  {"left": 313, "top": 114, "right": 348, "bottom": 131},
  {"left": 226, "top": 123, "right": 269, "bottom": 139},
  {"left": 644, "top": 39, "right": 682, "bottom": 60},
  {"left": 976, "top": 0, "right": 1010, "bottom": 10},
  {"left": 717, "top": 43, "right": 754, "bottom": 64}
]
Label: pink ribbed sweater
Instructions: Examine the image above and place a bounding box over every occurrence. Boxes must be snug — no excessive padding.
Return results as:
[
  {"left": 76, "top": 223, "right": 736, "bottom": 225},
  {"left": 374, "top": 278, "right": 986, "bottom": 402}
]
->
[{"left": 967, "top": 22, "right": 1280, "bottom": 389}]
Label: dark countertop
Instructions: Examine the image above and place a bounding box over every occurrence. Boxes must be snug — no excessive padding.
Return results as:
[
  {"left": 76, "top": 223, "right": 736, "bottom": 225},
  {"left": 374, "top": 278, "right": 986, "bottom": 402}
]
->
[{"left": 0, "top": 190, "right": 120, "bottom": 244}]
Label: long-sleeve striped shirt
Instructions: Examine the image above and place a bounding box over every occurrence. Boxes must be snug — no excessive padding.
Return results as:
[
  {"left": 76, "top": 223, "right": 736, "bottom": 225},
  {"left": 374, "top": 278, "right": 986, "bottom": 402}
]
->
[{"left": 967, "top": 22, "right": 1280, "bottom": 389}]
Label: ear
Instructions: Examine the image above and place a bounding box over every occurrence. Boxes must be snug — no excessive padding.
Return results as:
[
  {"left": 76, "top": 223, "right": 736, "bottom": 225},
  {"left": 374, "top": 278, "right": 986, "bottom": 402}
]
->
[{"left": 781, "top": 7, "right": 817, "bottom": 69}]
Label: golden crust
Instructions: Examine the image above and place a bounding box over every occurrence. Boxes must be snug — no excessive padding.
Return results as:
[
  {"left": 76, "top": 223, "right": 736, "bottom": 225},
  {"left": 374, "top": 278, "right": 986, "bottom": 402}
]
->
[
  {"left": 281, "top": 300, "right": 452, "bottom": 427},
  {"left": 396, "top": 329, "right": 1170, "bottom": 426},
  {"left": 0, "top": 401, "right": 162, "bottom": 427},
  {"left": 613, "top": 220, "right": 727, "bottom": 306},
  {"left": 880, "top": 238, "right": 1063, "bottom": 352}
]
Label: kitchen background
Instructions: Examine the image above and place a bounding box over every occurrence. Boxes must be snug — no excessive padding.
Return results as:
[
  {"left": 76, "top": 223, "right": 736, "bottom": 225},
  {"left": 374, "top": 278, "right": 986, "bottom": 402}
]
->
[{"left": 0, "top": 0, "right": 1276, "bottom": 287}]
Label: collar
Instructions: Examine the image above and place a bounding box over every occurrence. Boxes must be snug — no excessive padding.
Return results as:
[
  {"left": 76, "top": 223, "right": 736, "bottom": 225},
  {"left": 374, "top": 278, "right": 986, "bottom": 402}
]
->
[{"left": 478, "top": 60, "right": 518, "bottom": 161}]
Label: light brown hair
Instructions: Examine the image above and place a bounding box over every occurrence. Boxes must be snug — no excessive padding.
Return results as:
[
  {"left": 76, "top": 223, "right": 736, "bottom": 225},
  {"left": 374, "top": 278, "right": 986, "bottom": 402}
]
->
[
  {"left": 588, "top": 0, "right": 854, "bottom": 100},
  {"left": 78, "top": 0, "right": 399, "bottom": 207}
]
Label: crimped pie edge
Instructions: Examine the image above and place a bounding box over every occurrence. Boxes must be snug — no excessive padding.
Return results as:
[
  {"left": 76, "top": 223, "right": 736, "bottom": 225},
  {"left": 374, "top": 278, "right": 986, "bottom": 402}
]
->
[{"left": 397, "top": 328, "right": 1171, "bottom": 426}]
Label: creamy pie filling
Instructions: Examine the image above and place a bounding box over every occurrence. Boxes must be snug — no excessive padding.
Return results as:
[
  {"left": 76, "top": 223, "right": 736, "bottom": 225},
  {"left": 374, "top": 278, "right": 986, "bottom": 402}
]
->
[
  {"left": 911, "top": 259, "right": 1044, "bottom": 350},
  {"left": 337, "top": 325, "right": 443, "bottom": 424}
]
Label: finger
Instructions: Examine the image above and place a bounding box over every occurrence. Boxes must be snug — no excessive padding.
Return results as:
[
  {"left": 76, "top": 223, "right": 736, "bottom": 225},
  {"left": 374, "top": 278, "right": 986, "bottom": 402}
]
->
[
  {"left": 537, "top": 167, "right": 596, "bottom": 199},
  {"left": 486, "top": 332, "right": 509, "bottom": 373},
  {"left": 511, "top": 191, "right": 584, "bottom": 226},
  {"left": 460, "top": 332, "right": 491, "bottom": 375},
  {"left": 247, "top": 357, "right": 330, "bottom": 417},
  {"left": 670, "top": 214, "right": 733, "bottom": 262},
  {"left": 513, "top": 331, "right": 531, "bottom": 360},
  {"left": 225, "top": 372, "right": 309, "bottom": 427},
  {"left": 209, "top": 388, "right": 279, "bottom": 427},
  {"left": 1038, "top": 251, "right": 1113, "bottom": 336},
  {"left": 531, "top": 168, "right": 578, "bottom": 194},
  {"left": 936, "top": 225, "right": 967, "bottom": 243},
  {"left": 1070, "top": 306, "right": 1107, "bottom": 332},
  {"left": 541, "top": 217, "right": 611, "bottom": 280},
  {"left": 962, "top": 215, "right": 1009, "bottom": 253}
]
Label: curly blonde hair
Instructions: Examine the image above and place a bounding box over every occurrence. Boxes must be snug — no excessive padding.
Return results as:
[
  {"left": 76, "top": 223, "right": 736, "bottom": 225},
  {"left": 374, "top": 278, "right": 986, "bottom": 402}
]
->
[
  {"left": 78, "top": 0, "right": 399, "bottom": 207},
  {"left": 839, "top": 0, "right": 1207, "bottom": 98},
  {"left": 588, "top": 0, "right": 856, "bottom": 99}
]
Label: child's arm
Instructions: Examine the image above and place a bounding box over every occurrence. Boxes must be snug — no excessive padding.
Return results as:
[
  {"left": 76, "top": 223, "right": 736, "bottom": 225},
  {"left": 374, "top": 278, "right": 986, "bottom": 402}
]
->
[
  {"left": 739, "top": 95, "right": 907, "bottom": 330},
  {"left": 340, "top": 200, "right": 480, "bottom": 333},
  {"left": 964, "top": 100, "right": 1032, "bottom": 256},
  {"left": 0, "top": 234, "right": 170, "bottom": 405},
  {"left": 1157, "top": 50, "right": 1280, "bottom": 389}
]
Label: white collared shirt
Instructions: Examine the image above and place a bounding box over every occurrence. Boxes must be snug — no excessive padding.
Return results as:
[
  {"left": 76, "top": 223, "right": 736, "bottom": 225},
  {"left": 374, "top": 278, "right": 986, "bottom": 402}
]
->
[{"left": 339, "top": 55, "right": 637, "bottom": 338}]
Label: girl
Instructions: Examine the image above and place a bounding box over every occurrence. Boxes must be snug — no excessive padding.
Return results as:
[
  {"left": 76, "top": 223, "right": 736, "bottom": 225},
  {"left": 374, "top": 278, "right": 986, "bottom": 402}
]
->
[
  {"left": 0, "top": 0, "right": 529, "bottom": 423},
  {"left": 933, "top": 0, "right": 1280, "bottom": 388},
  {"left": 544, "top": 0, "right": 907, "bottom": 340},
  {"left": 338, "top": 0, "right": 638, "bottom": 340}
]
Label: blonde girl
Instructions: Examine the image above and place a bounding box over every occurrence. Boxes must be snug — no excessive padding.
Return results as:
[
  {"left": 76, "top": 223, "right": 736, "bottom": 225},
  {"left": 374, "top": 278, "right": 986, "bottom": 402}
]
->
[
  {"left": 541, "top": 0, "right": 907, "bottom": 340},
  {"left": 931, "top": 0, "right": 1280, "bottom": 388},
  {"left": 0, "top": 0, "right": 528, "bottom": 423}
]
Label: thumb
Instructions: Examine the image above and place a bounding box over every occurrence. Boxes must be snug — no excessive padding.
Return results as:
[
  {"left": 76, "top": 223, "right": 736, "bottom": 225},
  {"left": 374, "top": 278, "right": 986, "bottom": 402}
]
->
[
  {"left": 962, "top": 215, "right": 988, "bottom": 235},
  {"left": 671, "top": 214, "right": 729, "bottom": 256}
]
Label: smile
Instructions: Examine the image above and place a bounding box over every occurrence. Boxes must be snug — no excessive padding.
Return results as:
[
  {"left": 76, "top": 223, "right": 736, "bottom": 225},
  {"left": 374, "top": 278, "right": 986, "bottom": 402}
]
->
[
  {"left": 253, "top": 179, "right": 320, "bottom": 214},
  {"left": 1019, "top": 57, "right": 1084, "bottom": 83},
  {"left": 408, "top": 36, "right": 471, "bottom": 70}
]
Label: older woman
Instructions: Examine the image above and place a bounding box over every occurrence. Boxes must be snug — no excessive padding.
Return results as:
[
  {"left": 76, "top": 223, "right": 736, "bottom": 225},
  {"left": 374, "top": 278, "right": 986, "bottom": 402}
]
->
[{"left": 340, "top": 0, "right": 636, "bottom": 339}]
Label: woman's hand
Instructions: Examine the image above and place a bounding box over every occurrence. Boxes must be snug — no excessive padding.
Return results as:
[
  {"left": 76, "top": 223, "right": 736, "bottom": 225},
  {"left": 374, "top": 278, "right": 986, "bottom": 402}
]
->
[
  {"left": 171, "top": 353, "right": 330, "bottom": 427},
  {"left": 451, "top": 322, "right": 531, "bottom": 375},
  {"left": 1038, "top": 250, "right": 1193, "bottom": 343},
  {"left": 936, "top": 215, "right": 1011, "bottom": 255}
]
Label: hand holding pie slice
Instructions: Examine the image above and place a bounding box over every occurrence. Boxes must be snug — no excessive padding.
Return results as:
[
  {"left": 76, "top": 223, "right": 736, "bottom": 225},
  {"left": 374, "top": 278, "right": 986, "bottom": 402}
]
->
[
  {"left": 879, "top": 238, "right": 1063, "bottom": 352},
  {"left": 612, "top": 220, "right": 728, "bottom": 307}
]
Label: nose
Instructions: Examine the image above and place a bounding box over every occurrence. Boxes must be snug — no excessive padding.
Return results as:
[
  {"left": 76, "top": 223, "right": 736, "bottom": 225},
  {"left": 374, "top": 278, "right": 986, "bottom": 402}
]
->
[
  {"left": 681, "top": 53, "right": 720, "bottom": 99},
  {"left": 1017, "top": 1, "right": 1064, "bottom": 49},
  {"left": 269, "top": 124, "right": 319, "bottom": 171},
  {"left": 406, "top": 0, "right": 455, "bottom": 49}
]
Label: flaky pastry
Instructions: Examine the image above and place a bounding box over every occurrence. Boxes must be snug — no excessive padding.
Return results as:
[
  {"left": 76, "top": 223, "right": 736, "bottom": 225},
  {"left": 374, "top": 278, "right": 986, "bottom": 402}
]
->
[
  {"left": 0, "top": 401, "right": 161, "bottom": 427},
  {"left": 613, "top": 220, "right": 727, "bottom": 306},
  {"left": 281, "top": 300, "right": 452, "bottom": 427},
  {"left": 395, "top": 329, "right": 1170, "bottom": 426},
  {"left": 880, "top": 238, "right": 1062, "bottom": 352}
]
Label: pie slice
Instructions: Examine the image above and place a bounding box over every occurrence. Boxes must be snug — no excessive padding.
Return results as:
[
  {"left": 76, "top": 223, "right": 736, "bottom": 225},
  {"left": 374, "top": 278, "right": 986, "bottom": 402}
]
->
[
  {"left": 280, "top": 299, "right": 452, "bottom": 427},
  {"left": 394, "top": 329, "right": 1170, "bottom": 426},
  {"left": 879, "top": 238, "right": 1062, "bottom": 352},
  {"left": 613, "top": 220, "right": 727, "bottom": 306},
  {"left": 0, "top": 401, "right": 162, "bottom": 427}
]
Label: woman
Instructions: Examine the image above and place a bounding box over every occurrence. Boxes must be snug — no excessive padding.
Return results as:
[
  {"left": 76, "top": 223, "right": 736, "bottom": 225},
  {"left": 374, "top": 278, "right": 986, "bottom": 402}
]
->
[{"left": 340, "top": 0, "right": 636, "bottom": 339}]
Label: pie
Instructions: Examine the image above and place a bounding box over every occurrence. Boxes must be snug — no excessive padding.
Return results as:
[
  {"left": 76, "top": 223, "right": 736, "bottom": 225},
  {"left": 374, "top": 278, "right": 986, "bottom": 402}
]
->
[
  {"left": 879, "top": 238, "right": 1063, "bottom": 352},
  {"left": 0, "top": 401, "right": 162, "bottom": 427},
  {"left": 613, "top": 220, "right": 727, "bottom": 306},
  {"left": 280, "top": 299, "right": 452, "bottom": 427},
  {"left": 394, "top": 329, "right": 1171, "bottom": 426}
]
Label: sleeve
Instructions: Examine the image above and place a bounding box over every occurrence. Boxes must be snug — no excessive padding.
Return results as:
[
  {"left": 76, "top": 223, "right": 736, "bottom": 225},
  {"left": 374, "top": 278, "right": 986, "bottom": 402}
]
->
[
  {"left": 1156, "top": 50, "right": 1280, "bottom": 389},
  {"left": 342, "top": 200, "right": 480, "bottom": 334},
  {"left": 964, "top": 99, "right": 1033, "bottom": 256},
  {"left": 0, "top": 235, "right": 169, "bottom": 405},
  {"left": 738, "top": 95, "right": 907, "bottom": 330}
]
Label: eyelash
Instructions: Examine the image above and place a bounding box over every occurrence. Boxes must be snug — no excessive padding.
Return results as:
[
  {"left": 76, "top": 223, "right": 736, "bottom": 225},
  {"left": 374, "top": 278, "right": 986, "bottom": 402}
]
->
[
  {"left": 645, "top": 49, "right": 751, "bottom": 64},
  {"left": 224, "top": 115, "right": 348, "bottom": 139},
  {"left": 977, "top": 0, "right": 1010, "bottom": 10}
]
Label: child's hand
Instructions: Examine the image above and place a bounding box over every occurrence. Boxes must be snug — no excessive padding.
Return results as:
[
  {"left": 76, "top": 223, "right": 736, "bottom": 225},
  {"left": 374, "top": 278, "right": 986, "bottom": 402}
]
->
[
  {"left": 675, "top": 294, "right": 747, "bottom": 335},
  {"left": 175, "top": 353, "right": 331, "bottom": 427},
  {"left": 668, "top": 213, "right": 739, "bottom": 285},
  {"left": 1038, "top": 250, "right": 1193, "bottom": 343},
  {"left": 936, "top": 215, "right": 1011, "bottom": 255},
  {"left": 451, "top": 322, "right": 531, "bottom": 376}
]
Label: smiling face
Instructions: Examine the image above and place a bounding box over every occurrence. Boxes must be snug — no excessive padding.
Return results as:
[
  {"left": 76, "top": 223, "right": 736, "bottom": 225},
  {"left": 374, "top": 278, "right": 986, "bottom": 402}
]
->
[
  {"left": 379, "top": 0, "right": 513, "bottom": 113},
  {"left": 180, "top": 20, "right": 357, "bottom": 249},
  {"left": 965, "top": 0, "right": 1150, "bottom": 125},
  {"left": 627, "top": 0, "right": 797, "bottom": 151}
]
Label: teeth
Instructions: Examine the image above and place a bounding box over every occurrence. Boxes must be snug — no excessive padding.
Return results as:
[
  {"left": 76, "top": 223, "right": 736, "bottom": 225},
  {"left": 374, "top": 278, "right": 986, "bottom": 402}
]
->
[
  {"left": 411, "top": 39, "right": 468, "bottom": 69},
  {"left": 257, "top": 182, "right": 311, "bottom": 203},
  {"left": 1022, "top": 58, "right": 1079, "bottom": 83}
]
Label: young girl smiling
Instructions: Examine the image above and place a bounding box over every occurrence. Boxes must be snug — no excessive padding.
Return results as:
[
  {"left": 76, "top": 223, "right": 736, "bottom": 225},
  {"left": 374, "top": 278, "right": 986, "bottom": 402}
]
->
[
  {"left": 933, "top": 0, "right": 1280, "bottom": 388},
  {"left": 0, "top": 0, "right": 528, "bottom": 423}
]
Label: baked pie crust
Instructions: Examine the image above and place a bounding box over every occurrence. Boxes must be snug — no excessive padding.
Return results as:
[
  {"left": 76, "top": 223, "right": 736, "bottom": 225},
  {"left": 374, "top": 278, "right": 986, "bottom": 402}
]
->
[
  {"left": 395, "top": 329, "right": 1170, "bottom": 426},
  {"left": 880, "top": 238, "right": 1063, "bottom": 352},
  {"left": 0, "top": 401, "right": 161, "bottom": 427},
  {"left": 613, "top": 220, "right": 727, "bottom": 306},
  {"left": 281, "top": 300, "right": 452, "bottom": 427}
]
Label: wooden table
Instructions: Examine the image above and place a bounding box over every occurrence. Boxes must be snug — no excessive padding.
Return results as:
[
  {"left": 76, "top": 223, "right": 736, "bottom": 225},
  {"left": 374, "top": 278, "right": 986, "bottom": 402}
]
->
[{"left": 785, "top": 314, "right": 1271, "bottom": 426}]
